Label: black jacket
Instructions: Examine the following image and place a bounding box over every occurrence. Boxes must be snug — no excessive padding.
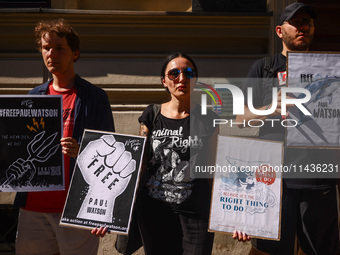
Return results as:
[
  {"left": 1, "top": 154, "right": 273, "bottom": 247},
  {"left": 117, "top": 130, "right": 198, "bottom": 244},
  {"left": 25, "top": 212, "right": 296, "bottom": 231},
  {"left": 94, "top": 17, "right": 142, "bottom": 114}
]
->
[{"left": 14, "top": 75, "right": 115, "bottom": 208}]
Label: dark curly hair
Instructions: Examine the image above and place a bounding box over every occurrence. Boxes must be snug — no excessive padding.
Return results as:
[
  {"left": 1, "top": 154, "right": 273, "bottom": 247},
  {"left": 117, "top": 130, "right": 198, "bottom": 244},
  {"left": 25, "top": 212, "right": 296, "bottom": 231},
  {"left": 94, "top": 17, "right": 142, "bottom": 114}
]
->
[{"left": 35, "top": 18, "right": 80, "bottom": 62}]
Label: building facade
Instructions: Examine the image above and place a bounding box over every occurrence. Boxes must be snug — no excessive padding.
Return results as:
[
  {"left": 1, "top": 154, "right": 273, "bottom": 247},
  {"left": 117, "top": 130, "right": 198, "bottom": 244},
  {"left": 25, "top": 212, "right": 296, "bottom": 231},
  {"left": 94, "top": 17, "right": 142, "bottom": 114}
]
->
[{"left": 0, "top": 0, "right": 339, "bottom": 253}]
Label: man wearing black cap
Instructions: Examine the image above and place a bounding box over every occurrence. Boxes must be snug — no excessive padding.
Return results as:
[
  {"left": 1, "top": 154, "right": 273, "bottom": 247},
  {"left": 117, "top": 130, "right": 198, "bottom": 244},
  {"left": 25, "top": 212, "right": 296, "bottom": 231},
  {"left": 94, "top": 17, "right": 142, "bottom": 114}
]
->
[{"left": 235, "top": 2, "right": 339, "bottom": 255}]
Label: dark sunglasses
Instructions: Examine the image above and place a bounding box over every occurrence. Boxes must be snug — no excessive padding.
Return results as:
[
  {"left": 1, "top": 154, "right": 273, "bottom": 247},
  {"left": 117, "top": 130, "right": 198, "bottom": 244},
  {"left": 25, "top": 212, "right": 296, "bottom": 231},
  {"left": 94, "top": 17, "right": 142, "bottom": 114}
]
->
[
  {"left": 166, "top": 67, "right": 196, "bottom": 80},
  {"left": 287, "top": 18, "right": 314, "bottom": 28}
]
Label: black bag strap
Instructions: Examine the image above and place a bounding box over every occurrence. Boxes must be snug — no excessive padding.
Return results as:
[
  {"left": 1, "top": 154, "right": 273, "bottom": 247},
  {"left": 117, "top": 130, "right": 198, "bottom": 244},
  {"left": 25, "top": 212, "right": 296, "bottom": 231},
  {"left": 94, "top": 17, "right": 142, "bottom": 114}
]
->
[
  {"left": 263, "top": 56, "right": 275, "bottom": 78},
  {"left": 152, "top": 104, "right": 161, "bottom": 126},
  {"left": 261, "top": 56, "right": 275, "bottom": 95},
  {"left": 144, "top": 103, "right": 161, "bottom": 170}
]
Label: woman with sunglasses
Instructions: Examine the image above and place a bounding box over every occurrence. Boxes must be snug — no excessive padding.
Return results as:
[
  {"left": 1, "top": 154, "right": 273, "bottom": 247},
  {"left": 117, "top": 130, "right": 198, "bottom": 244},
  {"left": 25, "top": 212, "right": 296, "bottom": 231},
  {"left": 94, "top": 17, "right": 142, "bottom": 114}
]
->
[
  {"left": 133, "top": 52, "right": 217, "bottom": 255},
  {"left": 91, "top": 52, "right": 250, "bottom": 253}
]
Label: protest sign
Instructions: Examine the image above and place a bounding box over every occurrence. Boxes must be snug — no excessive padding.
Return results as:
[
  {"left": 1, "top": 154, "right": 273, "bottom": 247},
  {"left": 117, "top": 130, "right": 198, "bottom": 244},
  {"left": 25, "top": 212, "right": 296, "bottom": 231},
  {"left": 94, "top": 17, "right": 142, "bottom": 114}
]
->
[
  {"left": 209, "top": 136, "right": 283, "bottom": 240},
  {"left": 60, "top": 129, "right": 146, "bottom": 234},
  {"left": 0, "top": 95, "right": 64, "bottom": 192},
  {"left": 286, "top": 52, "right": 340, "bottom": 148}
]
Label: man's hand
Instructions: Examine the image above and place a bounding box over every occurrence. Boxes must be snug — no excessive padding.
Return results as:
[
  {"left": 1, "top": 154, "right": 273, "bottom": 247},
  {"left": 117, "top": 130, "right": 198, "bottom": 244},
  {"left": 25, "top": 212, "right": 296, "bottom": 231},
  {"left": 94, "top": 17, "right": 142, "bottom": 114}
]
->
[
  {"left": 77, "top": 135, "right": 136, "bottom": 222},
  {"left": 61, "top": 137, "right": 79, "bottom": 158},
  {"left": 91, "top": 226, "right": 108, "bottom": 237}
]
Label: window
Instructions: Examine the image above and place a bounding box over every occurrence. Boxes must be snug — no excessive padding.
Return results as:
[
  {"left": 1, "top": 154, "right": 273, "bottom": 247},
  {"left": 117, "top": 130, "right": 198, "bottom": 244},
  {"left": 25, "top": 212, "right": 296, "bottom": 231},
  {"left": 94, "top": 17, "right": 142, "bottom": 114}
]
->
[{"left": 0, "top": 0, "right": 51, "bottom": 8}]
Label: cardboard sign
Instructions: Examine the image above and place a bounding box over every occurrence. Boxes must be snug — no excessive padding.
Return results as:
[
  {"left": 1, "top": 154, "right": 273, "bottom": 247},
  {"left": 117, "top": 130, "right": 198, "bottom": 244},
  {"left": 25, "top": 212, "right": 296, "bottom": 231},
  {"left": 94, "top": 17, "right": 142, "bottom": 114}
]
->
[
  {"left": 286, "top": 52, "right": 340, "bottom": 148},
  {"left": 0, "top": 95, "right": 64, "bottom": 192},
  {"left": 209, "top": 136, "right": 283, "bottom": 240},
  {"left": 61, "top": 129, "right": 146, "bottom": 234}
]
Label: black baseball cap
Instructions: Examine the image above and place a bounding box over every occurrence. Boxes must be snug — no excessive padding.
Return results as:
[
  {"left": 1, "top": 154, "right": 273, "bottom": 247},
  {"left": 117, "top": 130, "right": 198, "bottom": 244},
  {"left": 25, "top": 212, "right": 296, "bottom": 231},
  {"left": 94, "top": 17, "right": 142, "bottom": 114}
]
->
[{"left": 279, "top": 2, "right": 317, "bottom": 25}]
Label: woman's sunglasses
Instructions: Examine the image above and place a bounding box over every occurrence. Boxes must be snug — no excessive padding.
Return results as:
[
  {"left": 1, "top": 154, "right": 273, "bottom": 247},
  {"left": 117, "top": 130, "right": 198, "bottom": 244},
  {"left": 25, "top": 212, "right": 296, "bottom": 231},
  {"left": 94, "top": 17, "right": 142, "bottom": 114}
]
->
[{"left": 166, "top": 67, "right": 196, "bottom": 80}]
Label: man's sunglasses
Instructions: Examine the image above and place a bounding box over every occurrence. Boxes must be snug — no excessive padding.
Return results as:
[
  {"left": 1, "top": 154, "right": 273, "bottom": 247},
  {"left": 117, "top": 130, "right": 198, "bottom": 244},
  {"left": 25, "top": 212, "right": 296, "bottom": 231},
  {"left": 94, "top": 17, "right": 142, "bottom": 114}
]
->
[
  {"left": 287, "top": 18, "right": 314, "bottom": 28},
  {"left": 166, "top": 67, "right": 196, "bottom": 80}
]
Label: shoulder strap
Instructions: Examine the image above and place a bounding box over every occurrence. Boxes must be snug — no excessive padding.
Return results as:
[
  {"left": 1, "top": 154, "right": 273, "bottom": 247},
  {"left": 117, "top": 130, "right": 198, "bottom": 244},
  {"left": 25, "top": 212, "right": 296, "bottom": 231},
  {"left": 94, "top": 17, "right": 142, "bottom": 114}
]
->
[
  {"left": 152, "top": 104, "right": 161, "bottom": 126},
  {"left": 263, "top": 56, "right": 275, "bottom": 78},
  {"left": 145, "top": 104, "right": 161, "bottom": 165},
  {"left": 261, "top": 56, "right": 275, "bottom": 94}
]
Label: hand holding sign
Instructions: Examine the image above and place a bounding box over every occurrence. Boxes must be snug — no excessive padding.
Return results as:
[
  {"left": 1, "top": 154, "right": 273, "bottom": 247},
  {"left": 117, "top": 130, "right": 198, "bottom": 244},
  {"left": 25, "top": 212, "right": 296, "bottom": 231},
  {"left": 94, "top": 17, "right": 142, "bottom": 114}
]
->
[{"left": 77, "top": 135, "right": 136, "bottom": 222}]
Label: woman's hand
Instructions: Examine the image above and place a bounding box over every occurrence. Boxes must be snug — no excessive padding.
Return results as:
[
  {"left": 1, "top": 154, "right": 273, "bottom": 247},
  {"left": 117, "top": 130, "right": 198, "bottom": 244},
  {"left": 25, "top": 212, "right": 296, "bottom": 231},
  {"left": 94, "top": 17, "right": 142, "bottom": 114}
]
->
[
  {"left": 233, "top": 230, "right": 251, "bottom": 242},
  {"left": 91, "top": 226, "right": 108, "bottom": 237}
]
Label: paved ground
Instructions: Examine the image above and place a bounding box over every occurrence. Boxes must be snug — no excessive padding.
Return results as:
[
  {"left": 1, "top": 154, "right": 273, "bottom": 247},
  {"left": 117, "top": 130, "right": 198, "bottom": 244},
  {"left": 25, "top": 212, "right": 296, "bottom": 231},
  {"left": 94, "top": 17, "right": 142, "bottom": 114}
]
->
[
  {"left": 0, "top": 233, "right": 252, "bottom": 255},
  {"left": 0, "top": 190, "right": 253, "bottom": 255},
  {"left": 97, "top": 233, "right": 252, "bottom": 255}
]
